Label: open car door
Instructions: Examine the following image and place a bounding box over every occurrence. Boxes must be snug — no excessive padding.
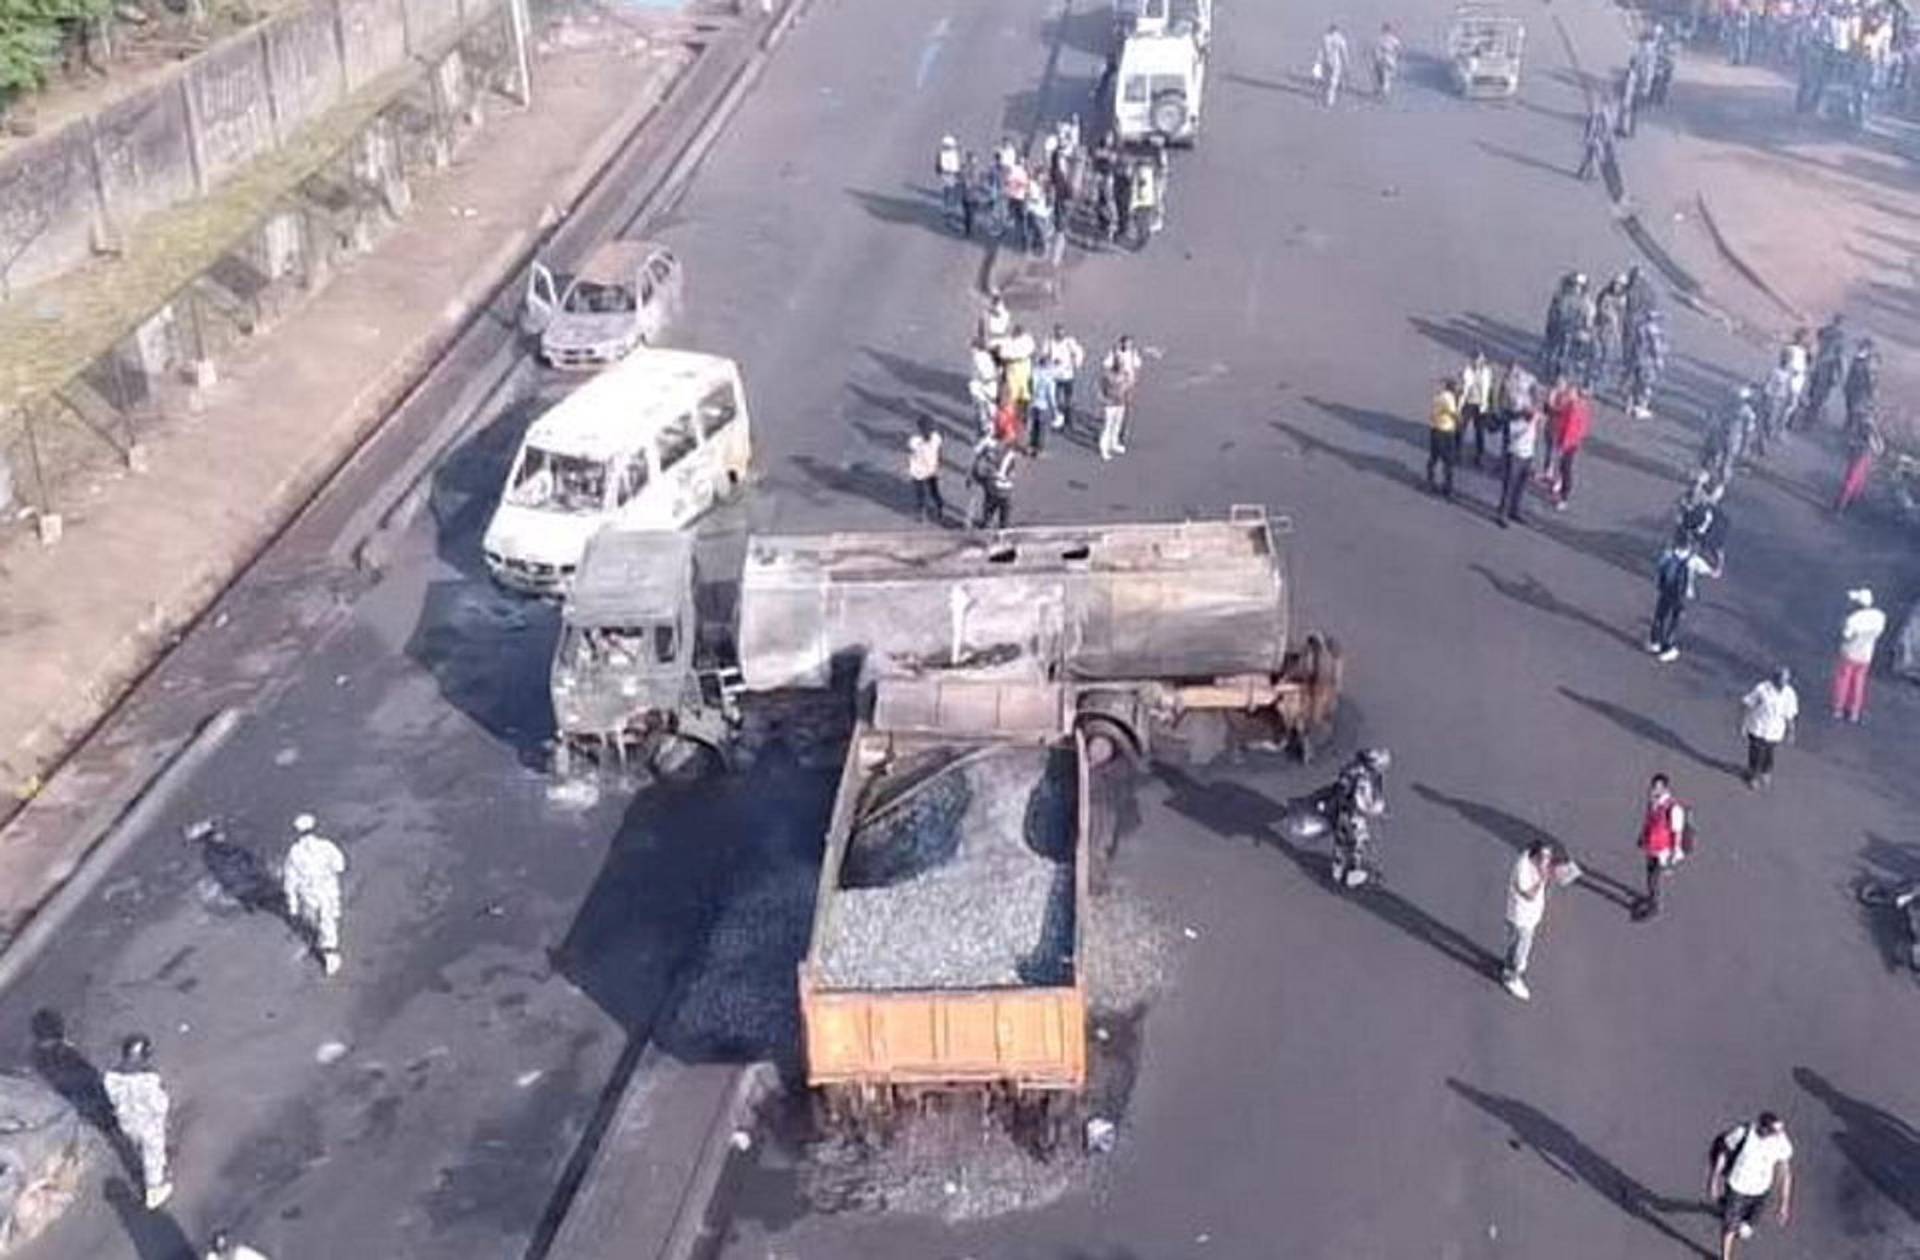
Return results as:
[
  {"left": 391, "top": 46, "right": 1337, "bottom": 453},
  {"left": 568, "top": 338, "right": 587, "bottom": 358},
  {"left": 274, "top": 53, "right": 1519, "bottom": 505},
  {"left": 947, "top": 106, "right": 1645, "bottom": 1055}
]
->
[{"left": 522, "top": 261, "right": 559, "bottom": 337}]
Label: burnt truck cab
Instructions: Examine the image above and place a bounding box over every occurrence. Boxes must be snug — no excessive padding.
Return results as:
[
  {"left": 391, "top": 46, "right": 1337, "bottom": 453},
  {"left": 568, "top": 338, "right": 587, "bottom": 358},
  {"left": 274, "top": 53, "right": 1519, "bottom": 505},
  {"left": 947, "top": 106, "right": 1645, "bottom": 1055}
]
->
[{"left": 550, "top": 529, "right": 737, "bottom": 777}]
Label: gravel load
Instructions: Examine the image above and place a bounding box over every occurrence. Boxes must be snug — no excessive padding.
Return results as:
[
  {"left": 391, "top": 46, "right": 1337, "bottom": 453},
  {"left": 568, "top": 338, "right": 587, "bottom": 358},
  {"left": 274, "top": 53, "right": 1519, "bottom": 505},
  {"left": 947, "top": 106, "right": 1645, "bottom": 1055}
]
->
[{"left": 815, "top": 745, "right": 1076, "bottom": 990}]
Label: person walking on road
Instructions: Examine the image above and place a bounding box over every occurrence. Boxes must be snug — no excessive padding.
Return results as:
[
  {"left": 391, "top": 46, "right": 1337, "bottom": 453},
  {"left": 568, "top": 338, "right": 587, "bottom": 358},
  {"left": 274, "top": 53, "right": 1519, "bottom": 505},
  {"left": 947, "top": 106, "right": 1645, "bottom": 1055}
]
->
[
  {"left": 1833, "top": 409, "right": 1884, "bottom": 514},
  {"left": 1460, "top": 351, "right": 1495, "bottom": 467},
  {"left": 1577, "top": 101, "right": 1615, "bottom": 180},
  {"left": 1798, "top": 315, "right": 1844, "bottom": 427},
  {"left": 283, "top": 813, "right": 346, "bottom": 976},
  {"left": 207, "top": 1229, "right": 273, "bottom": 1260},
  {"left": 1648, "top": 535, "right": 1721, "bottom": 662},
  {"left": 103, "top": 1034, "right": 173, "bottom": 1210},
  {"left": 1316, "top": 23, "right": 1351, "bottom": 106},
  {"left": 1372, "top": 22, "right": 1402, "bottom": 97},
  {"left": 1740, "top": 666, "right": 1798, "bottom": 788},
  {"left": 1097, "top": 337, "right": 1141, "bottom": 461},
  {"left": 1544, "top": 380, "right": 1592, "bottom": 509},
  {"left": 1498, "top": 387, "right": 1538, "bottom": 526},
  {"left": 970, "top": 436, "right": 1018, "bottom": 530},
  {"left": 977, "top": 290, "right": 1011, "bottom": 346},
  {"left": 907, "top": 417, "right": 945, "bottom": 523},
  {"left": 1708, "top": 1112, "right": 1793, "bottom": 1260},
  {"left": 1634, "top": 773, "right": 1690, "bottom": 919},
  {"left": 1843, "top": 338, "right": 1879, "bottom": 430},
  {"left": 1427, "top": 376, "right": 1461, "bottom": 497},
  {"left": 968, "top": 342, "right": 1000, "bottom": 437},
  {"left": 1832, "top": 587, "right": 1887, "bottom": 722},
  {"left": 1042, "top": 323, "right": 1084, "bottom": 434},
  {"left": 1500, "top": 842, "right": 1559, "bottom": 1002}
]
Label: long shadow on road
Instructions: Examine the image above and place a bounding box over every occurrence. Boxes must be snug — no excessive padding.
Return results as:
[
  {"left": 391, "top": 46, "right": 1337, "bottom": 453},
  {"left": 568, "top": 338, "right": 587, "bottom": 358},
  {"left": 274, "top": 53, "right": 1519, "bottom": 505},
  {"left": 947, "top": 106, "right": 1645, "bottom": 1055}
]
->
[
  {"left": 1448, "top": 1079, "right": 1716, "bottom": 1257},
  {"left": 1469, "top": 563, "right": 1644, "bottom": 654},
  {"left": 1557, "top": 685, "right": 1745, "bottom": 779},
  {"left": 1412, "top": 783, "right": 1642, "bottom": 915},
  {"left": 1154, "top": 765, "right": 1500, "bottom": 983},
  {"left": 1795, "top": 1065, "right": 1920, "bottom": 1227}
]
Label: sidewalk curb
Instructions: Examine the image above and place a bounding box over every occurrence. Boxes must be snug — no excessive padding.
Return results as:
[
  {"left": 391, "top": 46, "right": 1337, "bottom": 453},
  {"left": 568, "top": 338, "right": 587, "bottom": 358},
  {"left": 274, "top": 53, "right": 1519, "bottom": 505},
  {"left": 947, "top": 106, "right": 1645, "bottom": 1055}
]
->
[
  {"left": 0, "top": 707, "right": 239, "bottom": 986},
  {"left": 658, "top": 1060, "right": 778, "bottom": 1260}
]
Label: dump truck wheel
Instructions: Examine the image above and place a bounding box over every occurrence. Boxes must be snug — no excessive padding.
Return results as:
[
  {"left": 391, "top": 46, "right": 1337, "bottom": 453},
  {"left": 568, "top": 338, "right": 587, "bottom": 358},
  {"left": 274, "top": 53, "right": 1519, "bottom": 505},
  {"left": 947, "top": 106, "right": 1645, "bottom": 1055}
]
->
[{"left": 1077, "top": 715, "right": 1141, "bottom": 768}]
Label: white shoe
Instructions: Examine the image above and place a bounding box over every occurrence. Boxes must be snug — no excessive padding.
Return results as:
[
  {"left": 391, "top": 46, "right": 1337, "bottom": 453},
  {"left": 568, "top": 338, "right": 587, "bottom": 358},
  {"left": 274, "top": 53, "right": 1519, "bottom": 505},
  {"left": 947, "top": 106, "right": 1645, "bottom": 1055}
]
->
[
  {"left": 1736, "top": 1222, "right": 1754, "bottom": 1239},
  {"left": 1113, "top": 443, "right": 1128, "bottom": 454},
  {"left": 322, "top": 950, "right": 342, "bottom": 976},
  {"left": 1657, "top": 647, "right": 1680, "bottom": 662},
  {"left": 145, "top": 1182, "right": 174, "bottom": 1210},
  {"left": 1099, "top": 449, "right": 1113, "bottom": 462},
  {"left": 1502, "top": 974, "right": 1531, "bottom": 1002}
]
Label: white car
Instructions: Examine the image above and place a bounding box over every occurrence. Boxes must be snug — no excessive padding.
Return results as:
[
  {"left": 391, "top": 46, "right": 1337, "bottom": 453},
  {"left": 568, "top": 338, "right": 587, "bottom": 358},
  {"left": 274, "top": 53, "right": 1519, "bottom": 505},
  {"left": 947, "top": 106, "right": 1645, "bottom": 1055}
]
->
[
  {"left": 1112, "top": 32, "right": 1206, "bottom": 147},
  {"left": 524, "top": 240, "right": 683, "bottom": 372}
]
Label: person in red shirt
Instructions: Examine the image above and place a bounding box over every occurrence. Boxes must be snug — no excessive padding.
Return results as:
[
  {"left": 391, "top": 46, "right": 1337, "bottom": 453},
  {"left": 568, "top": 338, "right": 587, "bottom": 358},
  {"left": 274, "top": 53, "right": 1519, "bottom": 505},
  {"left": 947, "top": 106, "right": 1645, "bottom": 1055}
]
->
[
  {"left": 1636, "top": 773, "right": 1689, "bottom": 920},
  {"left": 1545, "top": 379, "right": 1593, "bottom": 509}
]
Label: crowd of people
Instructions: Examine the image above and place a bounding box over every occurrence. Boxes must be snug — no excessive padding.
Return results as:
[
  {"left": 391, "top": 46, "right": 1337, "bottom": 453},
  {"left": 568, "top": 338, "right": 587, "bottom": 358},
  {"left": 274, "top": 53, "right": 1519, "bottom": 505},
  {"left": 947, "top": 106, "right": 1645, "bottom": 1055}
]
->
[
  {"left": 902, "top": 289, "right": 1145, "bottom": 530},
  {"left": 935, "top": 118, "right": 1167, "bottom": 254},
  {"left": 1704, "top": 0, "right": 1912, "bottom": 124}
]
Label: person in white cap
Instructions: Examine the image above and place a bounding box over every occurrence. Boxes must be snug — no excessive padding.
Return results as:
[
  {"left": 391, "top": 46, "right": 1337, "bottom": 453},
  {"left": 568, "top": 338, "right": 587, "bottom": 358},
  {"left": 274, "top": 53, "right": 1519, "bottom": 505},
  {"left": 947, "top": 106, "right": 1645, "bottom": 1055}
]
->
[
  {"left": 282, "top": 814, "right": 347, "bottom": 975},
  {"left": 1833, "top": 588, "right": 1887, "bottom": 723}
]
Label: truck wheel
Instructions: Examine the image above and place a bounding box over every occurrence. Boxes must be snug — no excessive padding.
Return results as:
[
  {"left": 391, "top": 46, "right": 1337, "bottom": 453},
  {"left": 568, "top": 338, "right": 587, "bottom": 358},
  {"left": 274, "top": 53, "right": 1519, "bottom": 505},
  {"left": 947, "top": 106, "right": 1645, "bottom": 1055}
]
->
[{"left": 1078, "top": 715, "right": 1141, "bottom": 767}]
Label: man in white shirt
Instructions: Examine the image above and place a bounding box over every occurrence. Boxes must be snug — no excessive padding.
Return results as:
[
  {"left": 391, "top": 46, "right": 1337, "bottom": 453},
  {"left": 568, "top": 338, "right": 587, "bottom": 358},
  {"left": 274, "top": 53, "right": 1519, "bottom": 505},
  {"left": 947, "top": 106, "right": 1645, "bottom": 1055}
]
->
[
  {"left": 1833, "top": 587, "right": 1887, "bottom": 722},
  {"left": 1042, "top": 325, "right": 1084, "bottom": 431},
  {"left": 1740, "top": 666, "right": 1798, "bottom": 789},
  {"left": 1708, "top": 1111, "right": 1792, "bottom": 1259},
  {"left": 906, "top": 418, "right": 944, "bottom": 524},
  {"left": 1500, "top": 842, "right": 1557, "bottom": 1002}
]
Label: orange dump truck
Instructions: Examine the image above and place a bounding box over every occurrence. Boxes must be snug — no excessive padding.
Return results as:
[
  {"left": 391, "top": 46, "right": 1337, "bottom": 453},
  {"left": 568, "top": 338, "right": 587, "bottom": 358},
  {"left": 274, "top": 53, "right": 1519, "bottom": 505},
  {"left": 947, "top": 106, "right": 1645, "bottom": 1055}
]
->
[{"left": 798, "top": 721, "right": 1093, "bottom": 1116}]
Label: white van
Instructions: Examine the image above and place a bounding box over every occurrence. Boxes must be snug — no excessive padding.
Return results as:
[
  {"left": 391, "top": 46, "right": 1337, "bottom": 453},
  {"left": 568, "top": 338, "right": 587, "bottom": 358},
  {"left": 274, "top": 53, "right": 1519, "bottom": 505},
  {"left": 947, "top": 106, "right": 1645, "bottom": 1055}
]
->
[
  {"left": 482, "top": 348, "right": 751, "bottom": 595},
  {"left": 1112, "top": 32, "right": 1207, "bottom": 147}
]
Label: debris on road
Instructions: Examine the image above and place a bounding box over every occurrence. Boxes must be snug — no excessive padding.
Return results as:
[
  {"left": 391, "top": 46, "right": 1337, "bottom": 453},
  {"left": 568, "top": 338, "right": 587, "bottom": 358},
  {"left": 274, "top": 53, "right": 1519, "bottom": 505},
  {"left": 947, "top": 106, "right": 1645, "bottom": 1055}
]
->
[{"left": 315, "top": 1041, "right": 349, "bottom": 1065}]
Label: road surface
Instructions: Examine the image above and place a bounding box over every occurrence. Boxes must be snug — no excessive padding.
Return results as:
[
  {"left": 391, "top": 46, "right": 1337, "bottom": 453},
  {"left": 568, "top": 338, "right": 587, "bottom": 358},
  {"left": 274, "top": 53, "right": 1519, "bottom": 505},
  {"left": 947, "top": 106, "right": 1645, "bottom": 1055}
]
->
[{"left": 8, "top": 0, "right": 1920, "bottom": 1257}]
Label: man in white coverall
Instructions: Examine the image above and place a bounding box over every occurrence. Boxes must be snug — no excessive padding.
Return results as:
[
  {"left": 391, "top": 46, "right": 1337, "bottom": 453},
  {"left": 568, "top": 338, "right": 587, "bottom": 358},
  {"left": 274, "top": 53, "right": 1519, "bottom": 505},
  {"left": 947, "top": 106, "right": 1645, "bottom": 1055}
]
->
[
  {"left": 283, "top": 813, "right": 347, "bottom": 976},
  {"left": 102, "top": 1033, "right": 173, "bottom": 1210}
]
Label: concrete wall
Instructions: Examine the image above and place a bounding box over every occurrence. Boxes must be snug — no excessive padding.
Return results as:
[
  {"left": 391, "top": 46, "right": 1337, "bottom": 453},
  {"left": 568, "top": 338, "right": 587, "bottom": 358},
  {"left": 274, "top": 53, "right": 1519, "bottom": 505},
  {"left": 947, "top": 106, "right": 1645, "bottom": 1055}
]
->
[{"left": 0, "top": 0, "right": 503, "bottom": 299}]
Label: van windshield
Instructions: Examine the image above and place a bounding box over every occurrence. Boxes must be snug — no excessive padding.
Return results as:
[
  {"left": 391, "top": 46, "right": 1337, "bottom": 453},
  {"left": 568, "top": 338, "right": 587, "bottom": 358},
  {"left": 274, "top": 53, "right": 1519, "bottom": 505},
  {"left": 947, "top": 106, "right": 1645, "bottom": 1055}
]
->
[
  {"left": 562, "top": 281, "right": 636, "bottom": 315},
  {"left": 508, "top": 447, "right": 608, "bottom": 513}
]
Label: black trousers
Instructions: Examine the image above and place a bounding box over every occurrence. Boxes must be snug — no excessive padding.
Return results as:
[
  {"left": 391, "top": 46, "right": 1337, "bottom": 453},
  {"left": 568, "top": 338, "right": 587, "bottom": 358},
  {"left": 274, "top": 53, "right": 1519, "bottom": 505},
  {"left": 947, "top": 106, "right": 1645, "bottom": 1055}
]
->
[
  {"left": 1056, "top": 377, "right": 1074, "bottom": 425},
  {"left": 1643, "top": 856, "right": 1664, "bottom": 912},
  {"left": 1650, "top": 587, "right": 1686, "bottom": 651},
  {"left": 1427, "top": 429, "right": 1458, "bottom": 495},
  {"left": 913, "top": 475, "right": 945, "bottom": 522},
  {"left": 977, "top": 489, "right": 1012, "bottom": 530},
  {"left": 1462, "top": 404, "right": 1487, "bottom": 463},
  {"left": 1746, "top": 734, "right": 1777, "bottom": 780},
  {"left": 1556, "top": 446, "right": 1578, "bottom": 501}
]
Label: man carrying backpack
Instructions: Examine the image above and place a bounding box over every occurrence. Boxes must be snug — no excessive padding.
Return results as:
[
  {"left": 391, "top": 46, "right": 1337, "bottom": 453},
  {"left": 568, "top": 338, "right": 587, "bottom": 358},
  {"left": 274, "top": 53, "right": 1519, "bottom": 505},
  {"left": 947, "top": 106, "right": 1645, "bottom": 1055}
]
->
[
  {"left": 1648, "top": 537, "right": 1721, "bottom": 662},
  {"left": 1707, "top": 1112, "right": 1793, "bottom": 1259}
]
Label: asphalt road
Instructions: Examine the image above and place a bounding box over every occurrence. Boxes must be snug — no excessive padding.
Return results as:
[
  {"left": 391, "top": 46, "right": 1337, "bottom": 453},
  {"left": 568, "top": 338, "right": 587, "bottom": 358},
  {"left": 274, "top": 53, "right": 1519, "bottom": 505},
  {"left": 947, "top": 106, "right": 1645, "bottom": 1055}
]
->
[{"left": 8, "top": 0, "right": 1920, "bottom": 1257}]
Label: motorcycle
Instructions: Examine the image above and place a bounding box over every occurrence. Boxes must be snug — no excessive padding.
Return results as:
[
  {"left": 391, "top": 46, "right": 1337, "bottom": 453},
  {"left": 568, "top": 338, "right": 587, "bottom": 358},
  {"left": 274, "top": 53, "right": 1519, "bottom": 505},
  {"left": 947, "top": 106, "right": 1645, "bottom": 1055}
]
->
[{"left": 1858, "top": 878, "right": 1920, "bottom": 969}]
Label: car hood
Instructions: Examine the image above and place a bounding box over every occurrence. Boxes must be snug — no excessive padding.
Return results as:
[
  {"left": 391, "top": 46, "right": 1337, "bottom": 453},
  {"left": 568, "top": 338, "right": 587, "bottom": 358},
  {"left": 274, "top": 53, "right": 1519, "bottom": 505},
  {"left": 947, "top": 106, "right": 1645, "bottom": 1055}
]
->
[
  {"left": 483, "top": 502, "right": 605, "bottom": 567},
  {"left": 543, "top": 314, "right": 635, "bottom": 351}
]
